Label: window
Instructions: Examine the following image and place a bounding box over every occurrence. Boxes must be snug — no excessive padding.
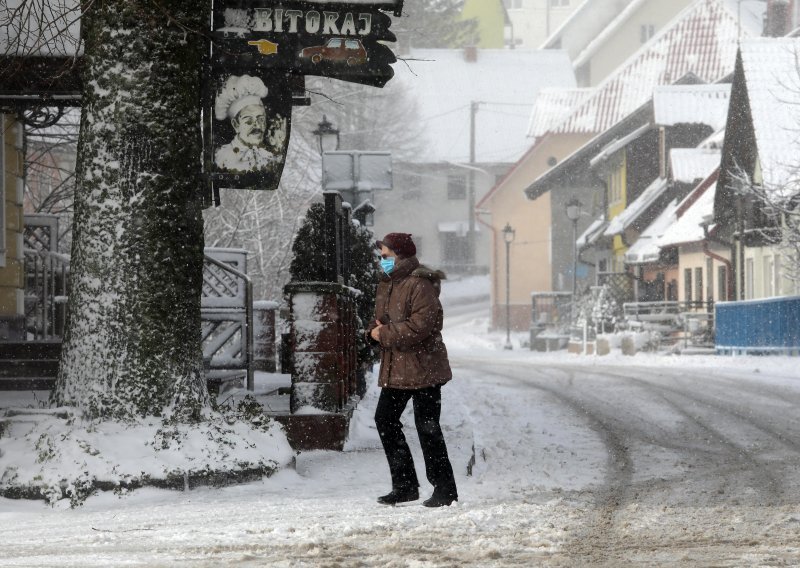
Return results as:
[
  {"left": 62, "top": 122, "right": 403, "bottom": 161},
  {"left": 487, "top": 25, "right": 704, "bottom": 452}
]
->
[
  {"left": 609, "top": 168, "right": 621, "bottom": 204},
  {"left": 640, "top": 24, "right": 655, "bottom": 44},
  {"left": 718, "top": 266, "right": 728, "bottom": 302},
  {"left": 684, "top": 268, "right": 692, "bottom": 303},
  {"left": 706, "top": 258, "right": 714, "bottom": 302},
  {"left": 607, "top": 153, "right": 625, "bottom": 205},
  {"left": 694, "top": 267, "right": 703, "bottom": 306},
  {"left": 667, "top": 279, "right": 678, "bottom": 302},
  {"left": 745, "top": 258, "right": 754, "bottom": 299},
  {"left": 447, "top": 175, "right": 466, "bottom": 200},
  {"left": 774, "top": 254, "right": 782, "bottom": 296},
  {"left": 550, "top": 0, "right": 569, "bottom": 6},
  {"left": 503, "top": 0, "right": 523, "bottom": 8},
  {"left": 440, "top": 232, "right": 468, "bottom": 267}
]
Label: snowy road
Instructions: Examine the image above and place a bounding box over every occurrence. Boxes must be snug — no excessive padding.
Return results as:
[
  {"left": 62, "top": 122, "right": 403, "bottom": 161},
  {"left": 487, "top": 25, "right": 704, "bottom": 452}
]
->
[
  {"left": 449, "top": 357, "right": 800, "bottom": 566},
  {"left": 3, "top": 306, "right": 800, "bottom": 566}
]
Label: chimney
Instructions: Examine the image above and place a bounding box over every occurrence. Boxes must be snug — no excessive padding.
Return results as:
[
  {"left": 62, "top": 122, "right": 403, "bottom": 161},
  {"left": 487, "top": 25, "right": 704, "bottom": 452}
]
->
[
  {"left": 464, "top": 45, "right": 478, "bottom": 63},
  {"left": 764, "top": 0, "right": 790, "bottom": 37}
]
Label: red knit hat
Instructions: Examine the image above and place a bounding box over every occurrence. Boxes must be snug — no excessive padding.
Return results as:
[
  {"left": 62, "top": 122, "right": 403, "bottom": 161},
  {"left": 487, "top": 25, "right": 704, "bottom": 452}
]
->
[{"left": 375, "top": 233, "right": 416, "bottom": 258}]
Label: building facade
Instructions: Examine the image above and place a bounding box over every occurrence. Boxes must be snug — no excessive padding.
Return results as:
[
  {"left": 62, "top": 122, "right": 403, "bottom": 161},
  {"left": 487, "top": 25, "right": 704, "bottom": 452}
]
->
[{"left": 0, "top": 114, "right": 25, "bottom": 340}]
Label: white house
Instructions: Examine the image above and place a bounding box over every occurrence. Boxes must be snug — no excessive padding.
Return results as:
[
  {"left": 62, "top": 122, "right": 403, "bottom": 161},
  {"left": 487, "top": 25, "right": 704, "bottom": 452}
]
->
[{"left": 371, "top": 47, "right": 576, "bottom": 274}]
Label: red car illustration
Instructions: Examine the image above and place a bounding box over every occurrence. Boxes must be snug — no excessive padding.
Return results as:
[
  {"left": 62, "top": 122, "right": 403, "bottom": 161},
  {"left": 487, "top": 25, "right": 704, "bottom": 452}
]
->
[{"left": 299, "top": 38, "right": 368, "bottom": 67}]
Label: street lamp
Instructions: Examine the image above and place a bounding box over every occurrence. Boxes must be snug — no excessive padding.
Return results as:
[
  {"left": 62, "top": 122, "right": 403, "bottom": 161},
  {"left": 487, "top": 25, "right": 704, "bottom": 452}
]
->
[
  {"left": 502, "top": 222, "right": 515, "bottom": 350},
  {"left": 565, "top": 197, "right": 582, "bottom": 301},
  {"left": 312, "top": 115, "right": 340, "bottom": 155}
]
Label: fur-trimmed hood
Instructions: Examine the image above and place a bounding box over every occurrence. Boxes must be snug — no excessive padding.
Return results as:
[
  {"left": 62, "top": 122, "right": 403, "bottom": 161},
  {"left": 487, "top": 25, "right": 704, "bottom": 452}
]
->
[{"left": 412, "top": 265, "right": 447, "bottom": 282}]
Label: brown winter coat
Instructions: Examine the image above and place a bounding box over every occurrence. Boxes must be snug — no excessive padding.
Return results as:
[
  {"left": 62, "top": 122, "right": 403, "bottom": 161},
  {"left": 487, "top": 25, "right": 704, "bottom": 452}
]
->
[{"left": 368, "top": 256, "right": 453, "bottom": 389}]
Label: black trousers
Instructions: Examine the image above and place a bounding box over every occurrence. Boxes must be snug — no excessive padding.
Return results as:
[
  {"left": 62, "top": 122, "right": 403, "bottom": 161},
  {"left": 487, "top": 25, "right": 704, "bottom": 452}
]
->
[{"left": 374, "top": 385, "right": 457, "bottom": 498}]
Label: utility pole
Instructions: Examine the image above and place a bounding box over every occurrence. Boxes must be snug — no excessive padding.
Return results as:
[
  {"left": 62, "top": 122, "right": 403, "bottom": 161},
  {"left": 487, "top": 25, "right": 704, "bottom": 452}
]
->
[{"left": 468, "top": 101, "right": 480, "bottom": 271}]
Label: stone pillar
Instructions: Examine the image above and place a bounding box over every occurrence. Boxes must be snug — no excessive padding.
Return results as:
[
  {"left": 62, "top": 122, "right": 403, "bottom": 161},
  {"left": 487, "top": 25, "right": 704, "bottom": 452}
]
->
[
  {"left": 253, "top": 301, "right": 278, "bottom": 372},
  {"left": 285, "top": 282, "right": 357, "bottom": 413}
]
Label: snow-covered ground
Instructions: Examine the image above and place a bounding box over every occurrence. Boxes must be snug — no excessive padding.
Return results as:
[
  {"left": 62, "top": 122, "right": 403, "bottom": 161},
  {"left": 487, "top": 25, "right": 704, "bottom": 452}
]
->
[{"left": 2, "top": 292, "right": 800, "bottom": 565}]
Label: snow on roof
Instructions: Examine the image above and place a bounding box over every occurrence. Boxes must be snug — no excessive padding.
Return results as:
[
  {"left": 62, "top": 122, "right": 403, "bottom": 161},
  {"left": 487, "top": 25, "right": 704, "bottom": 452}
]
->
[
  {"left": 540, "top": 0, "right": 637, "bottom": 57},
  {"left": 737, "top": 37, "right": 800, "bottom": 192},
  {"left": 653, "top": 84, "right": 731, "bottom": 130},
  {"left": 577, "top": 215, "right": 608, "bottom": 249},
  {"left": 670, "top": 148, "right": 721, "bottom": 183},
  {"left": 571, "top": 0, "right": 653, "bottom": 70},
  {"left": 526, "top": 88, "right": 592, "bottom": 139},
  {"left": 659, "top": 176, "right": 717, "bottom": 247},
  {"left": 574, "top": 0, "right": 763, "bottom": 71},
  {"left": 605, "top": 176, "right": 669, "bottom": 236},
  {"left": 699, "top": 127, "right": 726, "bottom": 149},
  {"left": 589, "top": 123, "right": 651, "bottom": 168},
  {"left": 395, "top": 48, "right": 576, "bottom": 164},
  {"left": 437, "top": 221, "right": 479, "bottom": 234},
  {"left": 550, "top": 0, "right": 764, "bottom": 136},
  {"left": 624, "top": 198, "right": 680, "bottom": 264}
]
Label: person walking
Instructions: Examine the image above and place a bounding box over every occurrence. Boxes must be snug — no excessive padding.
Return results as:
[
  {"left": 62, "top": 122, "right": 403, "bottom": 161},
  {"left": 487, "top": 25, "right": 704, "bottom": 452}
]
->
[{"left": 368, "top": 233, "right": 458, "bottom": 508}]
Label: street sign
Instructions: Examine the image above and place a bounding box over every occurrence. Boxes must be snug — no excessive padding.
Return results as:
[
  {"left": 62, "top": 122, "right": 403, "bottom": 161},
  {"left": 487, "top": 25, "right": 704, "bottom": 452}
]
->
[{"left": 322, "top": 151, "right": 393, "bottom": 193}]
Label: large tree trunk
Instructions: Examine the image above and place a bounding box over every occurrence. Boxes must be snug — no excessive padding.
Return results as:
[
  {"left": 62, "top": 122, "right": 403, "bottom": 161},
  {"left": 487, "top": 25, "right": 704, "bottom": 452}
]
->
[{"left": 54, "top": 0, "right": 211, "bottom": 421}]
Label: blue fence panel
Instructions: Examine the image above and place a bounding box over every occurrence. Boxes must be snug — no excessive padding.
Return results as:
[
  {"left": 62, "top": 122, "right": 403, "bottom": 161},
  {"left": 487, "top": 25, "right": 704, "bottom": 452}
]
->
[{"left": 716, "top": 296, "right": 800, "bottom": 354}]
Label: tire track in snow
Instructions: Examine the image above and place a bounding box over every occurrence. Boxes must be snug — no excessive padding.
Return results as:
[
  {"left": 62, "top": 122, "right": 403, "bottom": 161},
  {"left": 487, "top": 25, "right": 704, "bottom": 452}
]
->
[
  {"left": 568, "top": 367, "right": 787, "bottom": 504},
  {"left": 466, "top": 364, "right": 634, "bottom": 564},
  {"left": 597, "top": 367, "right": 800, "bottom": 457},
  {"left": 460, "top": 360, "right": 800, "bottom": 563}
]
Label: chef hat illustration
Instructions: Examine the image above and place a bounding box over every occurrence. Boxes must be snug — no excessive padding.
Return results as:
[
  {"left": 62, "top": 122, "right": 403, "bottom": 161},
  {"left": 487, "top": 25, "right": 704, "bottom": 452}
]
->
[{"left": 214, "top": 75, "right": 269, "bottom": 120}]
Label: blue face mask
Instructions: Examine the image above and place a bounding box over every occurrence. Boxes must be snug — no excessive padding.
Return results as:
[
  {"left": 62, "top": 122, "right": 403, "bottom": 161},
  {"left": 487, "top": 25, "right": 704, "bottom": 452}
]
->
[{"left": 380, "top": 257, "right": 396, "bottom": 275}]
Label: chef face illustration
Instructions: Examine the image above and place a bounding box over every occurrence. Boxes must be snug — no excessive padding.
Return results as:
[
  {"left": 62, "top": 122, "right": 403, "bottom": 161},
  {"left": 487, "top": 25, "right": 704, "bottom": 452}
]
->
[{"left": 232, "top": 103, "right": 268, "bottom": 148}]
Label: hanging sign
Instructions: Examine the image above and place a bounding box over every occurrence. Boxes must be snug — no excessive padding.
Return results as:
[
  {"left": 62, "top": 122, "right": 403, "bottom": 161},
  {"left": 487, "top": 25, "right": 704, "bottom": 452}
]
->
[
  {"left": 212, "top": 1, "right": 398, "bottom": 88},
  {"left": 207, "top": 1, "right": 401, "bottom": 194},
  {"left": 207, "top": 71, "right": 293, "bottom": 192}
]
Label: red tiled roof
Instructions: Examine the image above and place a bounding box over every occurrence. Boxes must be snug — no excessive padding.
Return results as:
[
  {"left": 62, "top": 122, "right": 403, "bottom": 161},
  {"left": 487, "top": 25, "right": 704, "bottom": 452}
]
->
[{"left": 552, "top": 0, "right": 757, "bottom": 135}]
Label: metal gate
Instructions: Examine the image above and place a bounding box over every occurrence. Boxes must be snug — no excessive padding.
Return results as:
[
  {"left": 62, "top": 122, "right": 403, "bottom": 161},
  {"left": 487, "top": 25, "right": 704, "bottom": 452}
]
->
[
  {"left": 23, "top": 214, "right": 69, "bottom": 340},
  {"left": 201, "top": 248, "right": 254, "bottom": 390}
]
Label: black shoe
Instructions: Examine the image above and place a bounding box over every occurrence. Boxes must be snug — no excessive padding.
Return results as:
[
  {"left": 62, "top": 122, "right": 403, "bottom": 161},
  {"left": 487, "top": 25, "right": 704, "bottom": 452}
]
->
[
  {"left": 377, "top": 488, "right": 419, "bottom": 505},
  {"left": 422, "top": 493, "right": 457, "bottom": 507}
]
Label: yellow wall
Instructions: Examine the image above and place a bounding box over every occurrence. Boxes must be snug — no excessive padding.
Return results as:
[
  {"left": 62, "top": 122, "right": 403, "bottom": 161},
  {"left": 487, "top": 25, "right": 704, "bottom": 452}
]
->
[
  {"left": 678, "top": 242, "right": 731, "bottom": 303},
  {"left": 742, "top": 245, "right": 799, "bottom": 300},
  {"left": 506, "top": 1, "right": 581, "bottom": 49},
  {"left": 605, "top": 151, "right": 628, "bottom": 269},
  {"left": 461, "top": 0, "right": 506, "bottom": 49},
  {"left": 481, "top": 132, "right": 594, "bottom": 329},
  {"left": 0, "top": 114, "right": 24, "bottom": 323}
]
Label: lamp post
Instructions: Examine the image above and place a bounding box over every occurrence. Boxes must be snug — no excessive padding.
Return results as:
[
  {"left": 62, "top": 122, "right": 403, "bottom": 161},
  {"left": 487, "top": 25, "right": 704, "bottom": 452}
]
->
[
  {"left": 565, "top": 197, "right": 582, "bottom": 301},
  {"left": 502, "top": 222, "right": 515, "bottom": 350},
  {"left": 314, "top": 116, "right": 344, "bottom": 283},
  {"left": 312, "top": 115, "right": 340, "bottom": 155}
]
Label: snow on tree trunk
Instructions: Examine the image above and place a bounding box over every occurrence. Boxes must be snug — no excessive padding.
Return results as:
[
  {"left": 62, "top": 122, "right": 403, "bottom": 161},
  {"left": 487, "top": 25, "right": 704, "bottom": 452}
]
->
[{"left": 53, "top": 0, "right": 210, "bottom": 421}]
